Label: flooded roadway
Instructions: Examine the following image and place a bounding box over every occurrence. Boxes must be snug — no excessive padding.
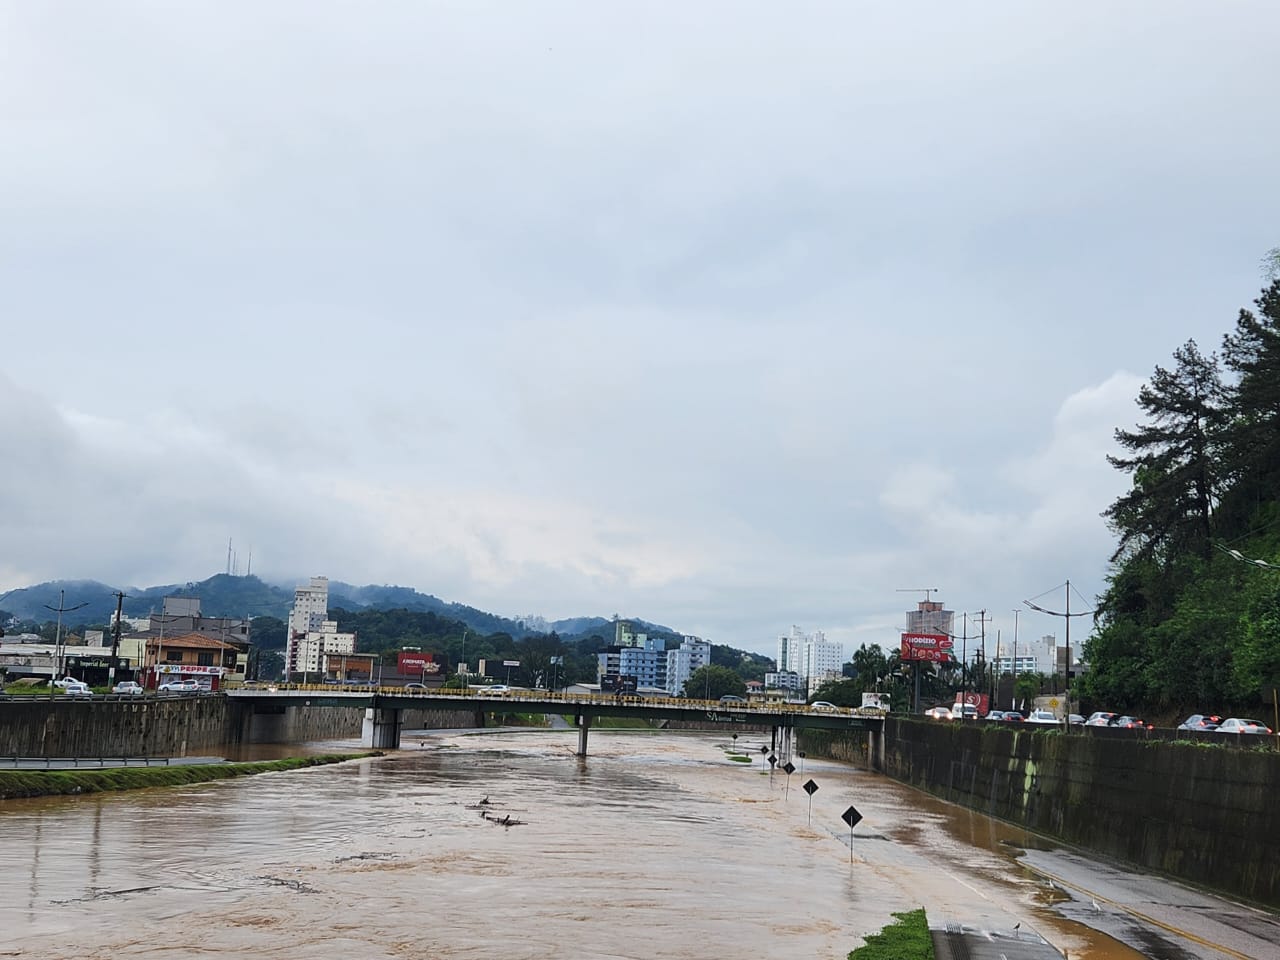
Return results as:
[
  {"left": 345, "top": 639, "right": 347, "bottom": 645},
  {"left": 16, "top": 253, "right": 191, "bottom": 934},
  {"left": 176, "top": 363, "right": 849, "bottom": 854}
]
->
[{"left": 0, "top": 729, "right": 1275, "bottom": 960}]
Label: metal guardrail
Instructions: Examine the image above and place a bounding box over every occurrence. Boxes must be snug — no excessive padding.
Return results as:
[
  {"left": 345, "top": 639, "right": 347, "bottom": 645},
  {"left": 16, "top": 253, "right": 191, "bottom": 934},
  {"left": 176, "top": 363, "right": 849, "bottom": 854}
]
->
[{"left": 0, "top": 756, "right": 226, "bottom": 770}]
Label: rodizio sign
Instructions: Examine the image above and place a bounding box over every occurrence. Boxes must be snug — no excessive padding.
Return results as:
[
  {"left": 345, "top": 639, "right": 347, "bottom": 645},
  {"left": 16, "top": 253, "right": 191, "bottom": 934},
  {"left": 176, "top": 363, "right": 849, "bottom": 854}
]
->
[{"left": 899, "top": 633, "right": 954, "bottom": 663}]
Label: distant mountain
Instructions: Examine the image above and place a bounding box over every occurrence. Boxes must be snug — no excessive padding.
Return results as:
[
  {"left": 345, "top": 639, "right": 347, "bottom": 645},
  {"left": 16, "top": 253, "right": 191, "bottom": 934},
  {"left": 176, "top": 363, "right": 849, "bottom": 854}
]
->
[{"left": 0, "top": 574, "right": 666, "bottom": 643}]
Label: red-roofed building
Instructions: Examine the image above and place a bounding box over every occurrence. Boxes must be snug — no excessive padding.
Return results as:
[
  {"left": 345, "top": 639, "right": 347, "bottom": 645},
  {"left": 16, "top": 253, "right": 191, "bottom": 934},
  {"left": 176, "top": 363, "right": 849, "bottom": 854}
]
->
[{"left": 145, "top": 633, "right": 240, "bottom": 690}]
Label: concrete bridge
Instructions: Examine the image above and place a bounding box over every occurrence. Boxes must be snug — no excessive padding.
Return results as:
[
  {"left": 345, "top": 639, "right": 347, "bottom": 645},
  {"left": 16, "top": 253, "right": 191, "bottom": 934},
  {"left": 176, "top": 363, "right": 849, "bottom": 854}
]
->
[{"left": 226, "top": 687, "right": 886, "bottom": 758}]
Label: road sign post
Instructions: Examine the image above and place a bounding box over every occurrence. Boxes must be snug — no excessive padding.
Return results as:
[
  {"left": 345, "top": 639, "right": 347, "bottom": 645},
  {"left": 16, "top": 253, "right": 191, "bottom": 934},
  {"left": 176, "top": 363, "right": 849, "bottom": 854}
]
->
[
  {"left": 841, "top": 805, "right": 863, "bottom": 862},
  {"left": 803, "top": 779, "right": 818, "bottom": 825}
]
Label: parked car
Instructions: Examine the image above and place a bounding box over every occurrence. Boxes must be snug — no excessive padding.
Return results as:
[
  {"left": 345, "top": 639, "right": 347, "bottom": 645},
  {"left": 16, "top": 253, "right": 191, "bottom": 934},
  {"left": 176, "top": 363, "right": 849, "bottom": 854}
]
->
[
  {"left": 1026, "top": 710, "right": 1061, "bottom": 724},
  {"left": 112, "top": 681, "right": 144, "bottom": 696},
  {"left": 1176, "top": 714, "right": 1222, "bottom": 731},
  {"left": 1216, "top": 717, "right": 1273, "bottom": 735},
  {"left": 1068, "top": 714, "right": 1085, "bottom": 725},
  {"left": 1084, "top": 712, "right": 1118, "bottom": 726},
  {"left": 158, "top": 678, "right": 201, "bottom": 693},
  {"left": 925, "top": 706, "right": 953, "bottom": 720}
]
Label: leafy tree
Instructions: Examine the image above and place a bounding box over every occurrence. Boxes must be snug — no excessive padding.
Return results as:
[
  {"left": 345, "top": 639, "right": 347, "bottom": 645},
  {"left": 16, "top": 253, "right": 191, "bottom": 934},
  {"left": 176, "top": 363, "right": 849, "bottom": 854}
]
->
[
  {"left": 1220, "top": 280, "right": 1280, "bottom": 516},
  {"left": 849, "top": 643, "right": 890, "bottom": 688},
  {"left": 682, "top": 664, "right": 746, "bottom": 700},
  {"left": 808, "top": 677, "right": 865, "bottom": 707}
]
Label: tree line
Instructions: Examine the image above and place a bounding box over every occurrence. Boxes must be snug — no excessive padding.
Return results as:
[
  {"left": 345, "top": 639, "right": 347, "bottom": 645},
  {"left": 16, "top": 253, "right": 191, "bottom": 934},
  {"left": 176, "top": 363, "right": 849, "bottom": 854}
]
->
[{"left": 1080, "top": 278, "right": 1280, "bottom": 713}]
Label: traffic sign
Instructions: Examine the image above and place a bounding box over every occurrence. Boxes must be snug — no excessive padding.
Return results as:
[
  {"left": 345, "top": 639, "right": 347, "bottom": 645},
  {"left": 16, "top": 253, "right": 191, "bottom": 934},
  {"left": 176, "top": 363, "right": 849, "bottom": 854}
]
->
[
  {"left": 803, "top": 779, "right": 818, "bottom": 796},
  {"left": 842, "top": 805, "right": 862, "bottom": 828},
  {"left": 783, "top": 761, "right": 795, "bottom": 775}
]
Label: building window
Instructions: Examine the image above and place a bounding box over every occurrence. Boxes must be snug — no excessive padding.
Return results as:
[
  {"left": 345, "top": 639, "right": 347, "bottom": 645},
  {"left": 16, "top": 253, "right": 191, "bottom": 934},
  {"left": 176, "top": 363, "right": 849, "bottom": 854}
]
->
[
  {"left": 197, "top": 652, "right": 215, "bottom": 667},
  {"left": 165, "top": 651, "right": 182, "bottom": 663}
]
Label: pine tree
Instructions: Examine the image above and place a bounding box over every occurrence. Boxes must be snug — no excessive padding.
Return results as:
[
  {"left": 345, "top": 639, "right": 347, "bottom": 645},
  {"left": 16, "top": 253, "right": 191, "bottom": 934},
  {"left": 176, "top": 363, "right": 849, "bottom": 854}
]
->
[
  {"left": 1220, "top": 280, "right": 1280, "bottom": 516},
  {"left": 1103, "top": 339, "right": 1226, "bottom": 564}
]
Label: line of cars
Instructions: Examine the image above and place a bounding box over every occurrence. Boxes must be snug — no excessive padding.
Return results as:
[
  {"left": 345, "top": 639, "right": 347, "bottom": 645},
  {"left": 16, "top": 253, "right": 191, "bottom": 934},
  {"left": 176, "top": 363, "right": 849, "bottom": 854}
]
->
[
  {"left": 41, "top": 676, "right": 205, "bottom": 697},
  {"left": 1175, "top": 713, "right": 1273, "bottom": 734}
]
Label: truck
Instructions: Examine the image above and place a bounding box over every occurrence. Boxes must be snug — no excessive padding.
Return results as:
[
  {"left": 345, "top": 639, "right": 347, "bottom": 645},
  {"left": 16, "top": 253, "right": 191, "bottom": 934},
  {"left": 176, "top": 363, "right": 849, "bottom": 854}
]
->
[{"left": 859, "top": 692, "right": 890, "bottom": 713}]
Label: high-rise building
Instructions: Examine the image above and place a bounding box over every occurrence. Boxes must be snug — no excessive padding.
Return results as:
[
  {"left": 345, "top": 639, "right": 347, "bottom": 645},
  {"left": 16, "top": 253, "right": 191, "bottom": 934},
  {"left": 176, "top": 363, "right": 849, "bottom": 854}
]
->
[
  {"left": 286, "top": 577, "right": 330, "bottom": 678},
  {"left": 665, "top": 635, "right": 711, "bottom": 695},
  {"left": 776, "top": 625, "right": 844, "bottom": 694},
  {"left": 906, "top": 601, "right": 954, "bottom": 638}
]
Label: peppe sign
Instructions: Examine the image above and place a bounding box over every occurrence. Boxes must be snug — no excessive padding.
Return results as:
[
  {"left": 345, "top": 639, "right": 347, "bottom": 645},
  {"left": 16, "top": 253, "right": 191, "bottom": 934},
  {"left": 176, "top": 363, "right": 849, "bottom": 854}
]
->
[{"left": 900, "top": 633, "right": 954, "bottom": 663}]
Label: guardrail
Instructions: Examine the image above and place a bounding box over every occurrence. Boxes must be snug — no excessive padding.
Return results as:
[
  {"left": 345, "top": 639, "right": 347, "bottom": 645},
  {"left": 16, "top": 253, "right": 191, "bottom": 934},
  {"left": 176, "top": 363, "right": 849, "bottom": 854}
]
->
[
  {"left": 226, "top": 684, "right": 886, "bottom": 718},
  {"left": 0, "top": 755, "right": 226, "bottom": 769}
]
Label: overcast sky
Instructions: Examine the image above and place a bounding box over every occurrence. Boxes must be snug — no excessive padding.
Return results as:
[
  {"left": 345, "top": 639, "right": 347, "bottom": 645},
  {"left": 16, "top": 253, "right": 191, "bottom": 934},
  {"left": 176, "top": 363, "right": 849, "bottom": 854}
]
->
[{"left": 2, "top": 2, "right": 1277, "bottom": 658}]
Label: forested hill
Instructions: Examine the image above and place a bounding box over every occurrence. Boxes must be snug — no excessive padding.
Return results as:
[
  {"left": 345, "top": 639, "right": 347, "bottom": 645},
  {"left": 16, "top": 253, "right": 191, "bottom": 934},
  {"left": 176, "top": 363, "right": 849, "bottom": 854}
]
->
[
  {"left": 1082, "top": 277, "right": 1280, "bottom": 714},
  {"left": 0, "top": 574, "right": 670, "bottom": 642}
]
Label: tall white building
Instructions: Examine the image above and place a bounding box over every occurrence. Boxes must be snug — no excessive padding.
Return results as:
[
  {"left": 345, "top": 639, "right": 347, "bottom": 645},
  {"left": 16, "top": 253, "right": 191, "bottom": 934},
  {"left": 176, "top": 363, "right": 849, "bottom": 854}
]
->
[
  {"left": 286, "top": 577, "right": 330, "bottom": 678},
  {"left": 292, "top": 619, "right": 356, "bottom": 677},
  {"left": 665, "top": 635, "right": 711, "bottom": 695},
  {"left": 776, "top": 625, "right": 844, "bottom": 694}
]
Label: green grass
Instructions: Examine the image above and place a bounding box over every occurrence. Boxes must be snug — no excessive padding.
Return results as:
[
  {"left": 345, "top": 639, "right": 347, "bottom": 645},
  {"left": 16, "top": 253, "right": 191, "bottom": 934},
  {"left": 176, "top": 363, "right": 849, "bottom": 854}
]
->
[
  {"left": 726, "top": 754, "right": 752, "bottom": 763},
  {"left": 848, "top": 909, "right": 933, "bottom": 960},
  {"left": 0, "top": 753, "right": 378, "bottom": 800}
]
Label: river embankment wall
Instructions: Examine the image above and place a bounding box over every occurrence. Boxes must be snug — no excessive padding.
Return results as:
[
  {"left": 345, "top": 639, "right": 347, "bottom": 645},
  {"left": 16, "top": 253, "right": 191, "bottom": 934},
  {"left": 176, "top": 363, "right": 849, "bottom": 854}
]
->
[
  {"left": 0, "top": 700, "right": 481, "bottom": 756},
  {"left": 801, "top": 718, "right": 1280, "bottom": 908}
]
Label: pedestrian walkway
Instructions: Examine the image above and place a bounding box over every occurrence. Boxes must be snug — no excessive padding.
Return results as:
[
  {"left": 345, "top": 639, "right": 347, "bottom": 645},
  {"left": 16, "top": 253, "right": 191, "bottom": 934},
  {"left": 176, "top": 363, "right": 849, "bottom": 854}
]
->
[{"left": 931, "top": 921, "right": 1065, "bottom": 960}]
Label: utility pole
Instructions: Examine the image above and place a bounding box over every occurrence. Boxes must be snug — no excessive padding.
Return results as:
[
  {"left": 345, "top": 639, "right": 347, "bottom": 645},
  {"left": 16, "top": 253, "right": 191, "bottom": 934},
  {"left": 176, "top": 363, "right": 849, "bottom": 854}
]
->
[
  {"left": 972, "top": 609, "right": 990, "bottom": 702},
  {"left": 1010, "top": 609, "right": 1020, "bottom": 709},
  {"left": 109, "top": 591, "right": 126, "bottom": 684},
  {"left": 43, "top": 589, "right": 88, "bottom": 684}
]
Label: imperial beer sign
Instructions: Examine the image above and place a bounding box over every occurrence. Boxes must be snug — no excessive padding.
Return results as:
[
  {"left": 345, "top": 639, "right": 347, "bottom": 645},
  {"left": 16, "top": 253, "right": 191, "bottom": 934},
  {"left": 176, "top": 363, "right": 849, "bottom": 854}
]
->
[{"left": 900, "top": 633, "right": 954, "bottom": 663}]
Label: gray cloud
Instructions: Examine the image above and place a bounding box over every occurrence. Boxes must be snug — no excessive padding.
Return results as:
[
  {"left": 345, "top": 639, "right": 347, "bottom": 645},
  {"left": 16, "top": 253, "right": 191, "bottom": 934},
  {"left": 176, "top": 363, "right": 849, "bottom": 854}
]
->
[{"left": 2, "top": 2, "right": 1277, "bottom": 654}]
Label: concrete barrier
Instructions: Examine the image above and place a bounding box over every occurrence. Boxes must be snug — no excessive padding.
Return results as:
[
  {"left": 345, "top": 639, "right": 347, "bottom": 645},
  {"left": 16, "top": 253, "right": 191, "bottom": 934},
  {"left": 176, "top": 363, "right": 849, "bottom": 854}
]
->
[{"left": 804, "top": 718, "right": 1280, "bottom": 908}]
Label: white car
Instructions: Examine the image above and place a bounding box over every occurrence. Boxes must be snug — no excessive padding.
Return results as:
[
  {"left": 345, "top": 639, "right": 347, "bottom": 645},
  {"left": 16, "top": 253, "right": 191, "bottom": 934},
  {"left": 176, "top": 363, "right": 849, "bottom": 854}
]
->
[
  {"left": 1025, "top": 710, "right": 1061, "bottom": 725},
  {"left": 61, "top": 680, "right": 92, "bottom": 696},
  {"left": 53, "top": 676, "right": 84, "bottom": 688},
  {"left": 810, "top": 701, "right": 840, "bottom": 712},
  {"left": 475, "top": 685, "right": 513, "bottom": 696},
  {"left": 158, "top": 678, "right": 202, "bottom": 693},
  {"left": 112, "top": 681, "right": 144, "bottom": 695}
]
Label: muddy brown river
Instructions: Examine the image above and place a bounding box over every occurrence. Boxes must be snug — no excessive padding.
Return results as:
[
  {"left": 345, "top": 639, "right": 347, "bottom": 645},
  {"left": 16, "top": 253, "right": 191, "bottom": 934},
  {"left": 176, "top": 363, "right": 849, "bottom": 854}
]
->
[{"left": 1, "top": 729, "right": 1273, "bottom": 959}]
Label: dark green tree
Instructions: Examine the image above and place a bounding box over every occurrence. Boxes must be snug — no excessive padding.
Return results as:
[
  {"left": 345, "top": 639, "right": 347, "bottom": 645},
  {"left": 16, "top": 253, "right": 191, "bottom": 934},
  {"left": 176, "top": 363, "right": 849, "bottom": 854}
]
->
[
  {"left": 1220, "top": 280, "right": 1280, "bottom": 517},
  {"left": 681, "top": 664, "right": 746, "bottom": 700},
  {"left": 1104, "top": 339, "right": 1226, "bottom": 565}
]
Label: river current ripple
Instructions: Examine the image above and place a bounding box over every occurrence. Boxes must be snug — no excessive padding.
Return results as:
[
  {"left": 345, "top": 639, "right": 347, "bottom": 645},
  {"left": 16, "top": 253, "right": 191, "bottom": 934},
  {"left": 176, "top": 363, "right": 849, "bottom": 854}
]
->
[{"left": 0, "top": 729, "right": 1144, "bottom": 960}]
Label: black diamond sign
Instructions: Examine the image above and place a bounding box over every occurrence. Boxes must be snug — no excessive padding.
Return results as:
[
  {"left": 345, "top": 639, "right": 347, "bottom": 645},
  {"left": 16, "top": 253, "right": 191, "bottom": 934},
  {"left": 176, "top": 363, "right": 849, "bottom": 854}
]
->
[
  {"left": 783, "top": 761, "right": 796, "bottom": 775},
  {"left": 803, "top": 779, "right": 818, "bottom": 796},
  {"left": 760, "top": 745, "right": 769, "bottom": 754},
  {"left": 842, "top": 805, "right": 863, "bottom": 829},
  {"left": 767, "top": 754, "right": 777, "bottom": 767}
]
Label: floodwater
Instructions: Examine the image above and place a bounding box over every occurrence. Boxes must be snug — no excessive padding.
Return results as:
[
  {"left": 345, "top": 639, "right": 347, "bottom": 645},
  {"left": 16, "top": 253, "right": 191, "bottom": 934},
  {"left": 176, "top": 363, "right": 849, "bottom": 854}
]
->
[{"left": 0, "top": 729, "right": 1272, "bottom": 960}]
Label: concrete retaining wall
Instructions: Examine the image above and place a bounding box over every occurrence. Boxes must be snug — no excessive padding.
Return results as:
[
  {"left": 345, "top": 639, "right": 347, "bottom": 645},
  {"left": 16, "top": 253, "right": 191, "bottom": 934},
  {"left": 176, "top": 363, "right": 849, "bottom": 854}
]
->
[
  {"left": 832, "top": 718, "right": 1280, "bottom": 908},
  {"left": 0, "top": 700, "right": 482, "bottom": 756},
  {"left": 0, "top": 698, "right": 245, "bottom": 757}
]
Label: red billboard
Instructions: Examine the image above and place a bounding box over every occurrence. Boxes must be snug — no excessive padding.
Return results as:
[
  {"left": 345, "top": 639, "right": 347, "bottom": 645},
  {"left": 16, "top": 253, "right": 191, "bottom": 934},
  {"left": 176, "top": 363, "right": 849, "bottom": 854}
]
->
[
  {"left": 900, "top": 633, "right": 954, "bottom": 662},
  {"left": 397, "top": 652, "right": 441, "bottom": 675}
]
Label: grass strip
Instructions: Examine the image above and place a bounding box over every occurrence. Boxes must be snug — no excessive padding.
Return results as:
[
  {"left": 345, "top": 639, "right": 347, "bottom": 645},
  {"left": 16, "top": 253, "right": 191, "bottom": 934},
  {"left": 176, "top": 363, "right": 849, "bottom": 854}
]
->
[
  {"left": 848, "top": 908, "right": 934, "bottom": 960},
  {"left": 0, "top": 753, "right": 378, "bottom": 800}
]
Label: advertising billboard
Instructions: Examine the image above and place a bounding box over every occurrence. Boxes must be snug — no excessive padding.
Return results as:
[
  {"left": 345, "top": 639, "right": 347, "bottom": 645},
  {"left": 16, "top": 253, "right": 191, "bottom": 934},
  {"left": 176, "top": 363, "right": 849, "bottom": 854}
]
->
[
  {"left": 397, "top": 652, "right": 440, "bottom": 675},
  {"left": 900, "top": 633, "right": 954, "bottom": 662}
]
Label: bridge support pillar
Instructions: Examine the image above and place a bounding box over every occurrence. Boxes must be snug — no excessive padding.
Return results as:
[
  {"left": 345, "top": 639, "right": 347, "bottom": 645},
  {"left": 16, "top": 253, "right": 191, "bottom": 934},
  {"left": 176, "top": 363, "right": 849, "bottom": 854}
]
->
[
  {"left": 577, "top": 713, "right": 592, "bottom": 757},
  {"left": 867, "top": 726, "right": 884, "bottom": 772},
  {"left": 362, "top": 707, "right": 402, "bottom": 749}
]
